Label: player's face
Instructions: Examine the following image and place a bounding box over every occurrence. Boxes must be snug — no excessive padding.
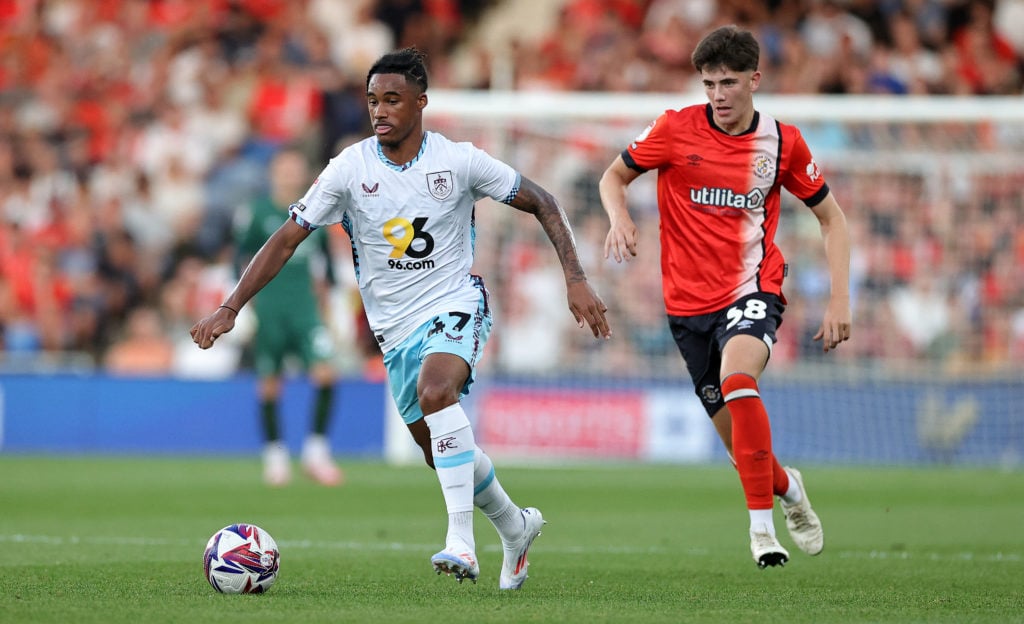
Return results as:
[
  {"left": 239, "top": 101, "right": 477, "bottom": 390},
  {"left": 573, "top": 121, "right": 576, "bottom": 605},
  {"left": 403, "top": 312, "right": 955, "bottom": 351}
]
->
[
  {"left": 270, "top": 151, "right": 309, "bottom": 201},
  {"left": 367, "top": 73, "right": 426, "bottom": 150},
  {"left": 701, "top": 66, "right": 760, "bottom": 135}
]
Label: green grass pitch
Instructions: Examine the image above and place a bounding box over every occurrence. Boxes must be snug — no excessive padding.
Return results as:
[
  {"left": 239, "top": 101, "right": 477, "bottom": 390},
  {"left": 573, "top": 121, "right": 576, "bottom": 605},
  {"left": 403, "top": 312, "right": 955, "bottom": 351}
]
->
[{"left": 1, "top": 456, "right": 1021, "bottom": 623}]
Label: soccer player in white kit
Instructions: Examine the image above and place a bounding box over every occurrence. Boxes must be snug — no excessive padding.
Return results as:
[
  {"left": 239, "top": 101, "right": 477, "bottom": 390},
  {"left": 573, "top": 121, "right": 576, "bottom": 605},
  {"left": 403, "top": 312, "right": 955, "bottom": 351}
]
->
[{"left": 191, "top": 47, "right": 612, "bottom": 589}]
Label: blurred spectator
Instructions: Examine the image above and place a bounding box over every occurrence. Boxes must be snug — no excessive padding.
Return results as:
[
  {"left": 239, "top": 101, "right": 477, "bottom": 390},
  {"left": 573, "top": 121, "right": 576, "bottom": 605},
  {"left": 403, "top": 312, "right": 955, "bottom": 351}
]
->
[
  {"left": 801, "top": 0, "right": 874, "bottom": 61},
  {"left": 494, "top": 241, "right": 574, "bottom": 373},
  {"left": 949, "top": 0, "right": 1022, "bottom": 94},
  {"left": 313, "top": 0, "right": 395, "bottom": 81},
  {"left": 1, "top": 0, "right": 1022, "bottom": 380},
  {"left": 245, "top": 39, "right": 323, "bottom": 147},
  {"left": 103, "top": 305, "right": 175, "bottom": 375},
  {"left": 167, "top": 253, "right": 250, "bottom": 379},
  {"left": 884, "top": 10, "right": 945, "bottom": 93},
  {"left": 995, "top": 0, "right": 1024, "bottom": 55},
  {"left": 889, "top": 272, "right": 955, "bottom": 359}
]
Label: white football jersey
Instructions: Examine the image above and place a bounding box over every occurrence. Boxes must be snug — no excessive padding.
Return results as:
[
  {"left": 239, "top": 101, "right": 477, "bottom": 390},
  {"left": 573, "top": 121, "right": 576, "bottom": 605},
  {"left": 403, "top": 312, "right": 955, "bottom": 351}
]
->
[{"left": 290, "top": 131, "right": 520, "bottom": 351}]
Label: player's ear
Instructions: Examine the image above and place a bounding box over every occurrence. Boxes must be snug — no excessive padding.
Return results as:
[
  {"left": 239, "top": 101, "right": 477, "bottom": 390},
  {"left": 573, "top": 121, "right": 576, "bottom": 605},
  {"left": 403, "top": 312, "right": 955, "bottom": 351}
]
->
[
  {"left": 750, "top": 70, "right": 762, "bottom": 93},
  {"left": 418, "top": 91, "right": 428, "bottom": 110}
]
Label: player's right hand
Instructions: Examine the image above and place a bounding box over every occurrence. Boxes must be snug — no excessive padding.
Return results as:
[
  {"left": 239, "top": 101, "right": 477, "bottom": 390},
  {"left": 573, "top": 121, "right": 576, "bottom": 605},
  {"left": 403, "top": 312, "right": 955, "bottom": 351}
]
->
[
  {"left": 190, "top": 307, "right": 237, "bottom": 349},
  {"left": 603, "top": 218, "right": 639, "bottom": 263},
  {"left": 567, "top": 281, "right": 612, "bottom": 339}
]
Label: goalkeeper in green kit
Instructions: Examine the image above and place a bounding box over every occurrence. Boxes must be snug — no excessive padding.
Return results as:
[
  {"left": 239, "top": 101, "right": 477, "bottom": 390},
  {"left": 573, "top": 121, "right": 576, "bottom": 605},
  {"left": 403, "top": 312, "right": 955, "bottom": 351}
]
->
[{"left": 234, "top": 147, "right": 344, "bottom": 487}]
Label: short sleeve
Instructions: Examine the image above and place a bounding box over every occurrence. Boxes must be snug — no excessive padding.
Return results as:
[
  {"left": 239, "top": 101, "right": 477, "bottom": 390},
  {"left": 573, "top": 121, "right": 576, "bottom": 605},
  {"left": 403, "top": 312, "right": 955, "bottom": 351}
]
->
[
  {"left": 624, "top": 111, "right": 673, "bottom": 172},
  {"left": 780, "top": 128, "right": 829, "bottom": 207},
  {"left": 466, "top": 145, "right": 519, "bottom": 204},
  {"left": 290, "top": 157, "right": 351, "bottom": 230}
]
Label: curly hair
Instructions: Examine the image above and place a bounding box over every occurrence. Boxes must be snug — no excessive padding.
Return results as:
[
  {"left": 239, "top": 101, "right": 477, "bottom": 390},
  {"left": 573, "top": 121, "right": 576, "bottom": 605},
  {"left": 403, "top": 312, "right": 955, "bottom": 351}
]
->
[{"left": 366, "top": 47, "right": 429, "bottom": 92}]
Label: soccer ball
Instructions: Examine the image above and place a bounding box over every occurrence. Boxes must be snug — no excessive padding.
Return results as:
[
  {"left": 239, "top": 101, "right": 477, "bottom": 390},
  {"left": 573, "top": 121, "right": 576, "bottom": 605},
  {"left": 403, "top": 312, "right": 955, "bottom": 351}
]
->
[{"left": 203, "top": 523, "right": 280, "bottom": 594}]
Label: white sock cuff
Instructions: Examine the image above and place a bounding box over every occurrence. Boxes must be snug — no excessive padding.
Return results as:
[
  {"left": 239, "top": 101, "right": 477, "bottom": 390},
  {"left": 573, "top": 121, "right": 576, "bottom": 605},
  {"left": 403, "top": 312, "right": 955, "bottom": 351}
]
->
[{"left": 424, "top": 403, "right": 470, "bottom": 437}]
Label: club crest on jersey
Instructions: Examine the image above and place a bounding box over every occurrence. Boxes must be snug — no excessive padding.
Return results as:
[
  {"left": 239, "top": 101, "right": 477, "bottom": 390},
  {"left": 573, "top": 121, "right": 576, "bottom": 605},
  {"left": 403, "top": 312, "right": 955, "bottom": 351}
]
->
[
  {"left": 752, "top": 155, "right": 775, "bottom": 180},
  {"left": 426, "top": 170, "right": 453, "bottom": 200}
]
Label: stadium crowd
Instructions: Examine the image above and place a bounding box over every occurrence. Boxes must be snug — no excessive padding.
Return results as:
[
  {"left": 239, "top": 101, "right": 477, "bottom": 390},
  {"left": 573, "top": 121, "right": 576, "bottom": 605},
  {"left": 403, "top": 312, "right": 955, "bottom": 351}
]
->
[{"left": 0, "top": 0, "right": 1022, "bottom": 379}]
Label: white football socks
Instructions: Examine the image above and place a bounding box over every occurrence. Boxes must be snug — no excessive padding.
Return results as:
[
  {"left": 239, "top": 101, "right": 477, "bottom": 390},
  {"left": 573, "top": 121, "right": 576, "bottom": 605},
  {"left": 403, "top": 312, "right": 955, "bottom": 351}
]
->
[
  {"left": 780, "top": 470, "right": 803, "bottom": 505},
  {"left": 473, "top": 448, "right": 522, "bottom": 541},
  {"left": 425, "top": 403, "right": 477, "bottom": 550},
  {"left": 749, "top": 509, "right": 776, "bottom": 537}
]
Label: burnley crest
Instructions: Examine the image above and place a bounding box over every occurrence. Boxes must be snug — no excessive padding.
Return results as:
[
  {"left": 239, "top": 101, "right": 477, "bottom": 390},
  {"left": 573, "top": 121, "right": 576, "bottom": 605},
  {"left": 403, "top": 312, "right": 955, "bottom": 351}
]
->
[{"left": 426, "top": 170, "right": 453, "bottom": 200}]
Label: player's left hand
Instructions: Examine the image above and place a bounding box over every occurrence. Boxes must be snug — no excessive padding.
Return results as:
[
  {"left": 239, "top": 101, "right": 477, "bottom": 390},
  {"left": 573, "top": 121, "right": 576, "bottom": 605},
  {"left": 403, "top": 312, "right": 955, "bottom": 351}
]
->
[
  {"left": 567, "top": 280, "right": 612, "bottom": 339},
  {"left": 813, "top": 297, "right": 851, "bottom": 352},
  {"left": 603, "top": 217, "right": 639, "bottom": 263},
  {"left": 190, "top": 306, "right": 238, "bottom": 349}
]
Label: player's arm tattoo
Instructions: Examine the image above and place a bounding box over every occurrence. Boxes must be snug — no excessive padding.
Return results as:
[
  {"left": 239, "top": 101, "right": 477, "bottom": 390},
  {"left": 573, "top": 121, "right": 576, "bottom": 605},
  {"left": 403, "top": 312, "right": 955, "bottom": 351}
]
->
[{"left": 509, "top": 176, "right": 588, "bottom": 284}]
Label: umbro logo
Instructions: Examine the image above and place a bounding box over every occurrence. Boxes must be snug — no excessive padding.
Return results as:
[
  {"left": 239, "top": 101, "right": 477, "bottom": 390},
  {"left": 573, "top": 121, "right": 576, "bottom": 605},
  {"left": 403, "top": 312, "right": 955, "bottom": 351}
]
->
[
  {"left": 686, "top": 154, "right": 703, "bottom": 166},
  {"left": 361, "top": 182, "right": 379, "bottom": 196}
]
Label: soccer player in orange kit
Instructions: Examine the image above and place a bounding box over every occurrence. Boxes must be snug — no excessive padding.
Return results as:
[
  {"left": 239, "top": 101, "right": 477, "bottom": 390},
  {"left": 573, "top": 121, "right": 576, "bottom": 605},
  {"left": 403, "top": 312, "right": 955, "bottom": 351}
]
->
[{"left": 599, "top": 25, "right": 852, "bottom": 568}]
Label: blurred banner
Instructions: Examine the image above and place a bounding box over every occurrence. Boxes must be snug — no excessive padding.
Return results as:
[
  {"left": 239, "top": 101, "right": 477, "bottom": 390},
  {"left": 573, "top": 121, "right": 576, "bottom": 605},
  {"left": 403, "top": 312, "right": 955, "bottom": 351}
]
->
[
  {"left": 1, "top": 374, "right": 1020, "bottom": 467},
  {"left": 0, "top": 374, "right": 387, "bottom": 456},
  {"left": 470, "top": 376, "right": 1023, "bottom": 467}
]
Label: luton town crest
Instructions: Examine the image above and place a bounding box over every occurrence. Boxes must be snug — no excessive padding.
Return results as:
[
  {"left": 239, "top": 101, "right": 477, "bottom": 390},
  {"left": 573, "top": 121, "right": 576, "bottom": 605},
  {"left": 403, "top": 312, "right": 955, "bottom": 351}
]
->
[
  {"left": 753, "top": 154, "right": 775, "bottom": 180},
  {"left": 426, "top": 170, "right": 453, "bottom": 200}
]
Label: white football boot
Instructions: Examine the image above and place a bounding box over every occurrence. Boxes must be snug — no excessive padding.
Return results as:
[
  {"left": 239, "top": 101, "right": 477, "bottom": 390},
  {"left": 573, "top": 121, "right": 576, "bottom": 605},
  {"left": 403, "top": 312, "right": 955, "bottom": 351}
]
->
[
  {"left": 262, "top": 442, "right": 291, "bottom": 487},
  {"left": 499, "top": 507, "right": 545, "bottom": 590},
  {"left": 780, "top": 467, "right": 824, "bottom": 555},
  {"left": 750, "top": 530, "right": 790, "bottom": 569},
  {"left": 300, "top": 434, "right": 344, "bottom": 486},
  {"left": 431, "top": 543, "right": 480, "bottom": 584}
]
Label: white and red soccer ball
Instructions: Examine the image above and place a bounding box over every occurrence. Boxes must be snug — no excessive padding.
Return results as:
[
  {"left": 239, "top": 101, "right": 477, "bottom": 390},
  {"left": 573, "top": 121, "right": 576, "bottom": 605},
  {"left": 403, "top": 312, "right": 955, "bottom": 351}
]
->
[{"left": 203, "top": 523, "right": 280, "bottom": 594}]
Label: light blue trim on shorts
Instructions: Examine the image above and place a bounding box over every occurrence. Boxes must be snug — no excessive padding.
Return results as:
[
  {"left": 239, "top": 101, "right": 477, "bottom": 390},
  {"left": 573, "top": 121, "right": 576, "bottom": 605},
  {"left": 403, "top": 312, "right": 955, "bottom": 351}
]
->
[
  {"left": 383, "top": 287, "right": 492, "bottom": 425},
  {"left": 434, "top": 449, "right": 476, "bottom": 468}
]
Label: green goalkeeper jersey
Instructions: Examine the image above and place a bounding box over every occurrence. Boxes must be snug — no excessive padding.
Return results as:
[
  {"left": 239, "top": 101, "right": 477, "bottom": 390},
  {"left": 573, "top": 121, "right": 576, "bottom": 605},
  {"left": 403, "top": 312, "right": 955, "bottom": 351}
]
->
[{"left": 234, "top": 195, "right": 334, "bottom": 318}]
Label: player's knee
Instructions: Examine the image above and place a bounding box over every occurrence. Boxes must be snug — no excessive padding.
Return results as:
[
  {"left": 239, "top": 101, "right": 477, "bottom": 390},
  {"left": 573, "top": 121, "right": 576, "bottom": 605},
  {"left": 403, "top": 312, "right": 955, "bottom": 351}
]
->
[{"left": 417, "top": 384, "right": 459, "bottom": 415}]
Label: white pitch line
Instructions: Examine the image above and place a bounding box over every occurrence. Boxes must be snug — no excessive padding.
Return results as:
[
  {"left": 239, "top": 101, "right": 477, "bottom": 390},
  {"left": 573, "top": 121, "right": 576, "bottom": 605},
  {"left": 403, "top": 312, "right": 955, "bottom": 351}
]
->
[{"left": 0, "top": 534, "right": 1019, "bottom": 563}]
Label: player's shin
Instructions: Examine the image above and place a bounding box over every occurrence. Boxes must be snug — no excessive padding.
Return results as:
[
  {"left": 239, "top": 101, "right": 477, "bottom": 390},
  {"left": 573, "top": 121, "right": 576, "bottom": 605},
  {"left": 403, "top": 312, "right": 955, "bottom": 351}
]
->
[
  {"left": 474, "top": 448, "right": 521, "bottom": 539},
  {"left": 722, "top": 373, "right": 775, "bottom": 531},
  {"left": 425, "top": 403, "right": 477, "bottom": 550}
]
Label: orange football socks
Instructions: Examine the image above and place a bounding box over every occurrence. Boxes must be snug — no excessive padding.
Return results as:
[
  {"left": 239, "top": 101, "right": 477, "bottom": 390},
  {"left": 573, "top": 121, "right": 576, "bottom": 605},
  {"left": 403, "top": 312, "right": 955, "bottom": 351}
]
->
[{"left": 722, "top": 373, "right": 774, "bottom": 511}]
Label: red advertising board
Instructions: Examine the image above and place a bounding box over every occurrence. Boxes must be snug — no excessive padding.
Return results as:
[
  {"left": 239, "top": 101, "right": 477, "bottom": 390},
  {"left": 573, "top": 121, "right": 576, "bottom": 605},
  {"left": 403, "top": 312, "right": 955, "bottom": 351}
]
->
[{"left": 477, "top": 387, "right": 645, "bottom": 458}]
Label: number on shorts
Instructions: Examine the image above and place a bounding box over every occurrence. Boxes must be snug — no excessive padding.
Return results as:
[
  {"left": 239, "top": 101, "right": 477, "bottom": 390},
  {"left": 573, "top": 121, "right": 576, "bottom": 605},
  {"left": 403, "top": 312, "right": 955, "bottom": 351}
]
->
[
  {"left": 449, "top": 312, "right": 471, "bottom": 331},
  {"left": 725, "top": 298, "right": 767, "bottom": 330}
]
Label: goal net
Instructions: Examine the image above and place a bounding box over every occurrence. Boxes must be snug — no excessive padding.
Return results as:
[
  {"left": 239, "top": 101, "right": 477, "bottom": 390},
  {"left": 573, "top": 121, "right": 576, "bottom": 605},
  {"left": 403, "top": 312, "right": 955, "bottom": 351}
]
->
[{"left": 415, "top": 90, "right": 1024, "bottom": 467}]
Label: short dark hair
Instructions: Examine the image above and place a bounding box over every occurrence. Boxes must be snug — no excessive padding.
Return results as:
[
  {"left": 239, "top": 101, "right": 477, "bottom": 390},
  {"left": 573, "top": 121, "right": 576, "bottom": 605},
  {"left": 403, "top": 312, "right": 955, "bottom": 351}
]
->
[
  {"left": 366, "top": 47, "right": 429, "bottom": 92},
  {"left": 691, "top": 25, "right": 759, "bottom": 74}
]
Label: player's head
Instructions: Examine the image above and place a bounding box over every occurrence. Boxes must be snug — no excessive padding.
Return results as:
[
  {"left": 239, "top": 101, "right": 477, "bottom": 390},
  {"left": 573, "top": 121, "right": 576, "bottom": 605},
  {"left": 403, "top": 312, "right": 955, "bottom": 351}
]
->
[
  {"left": 691, "top": 26, "right": 761, "bottom": 134},
  {"left": 366, "top": 47, "right": 429, "bottom": 93},
  {"left": 691, "top": 25, "right": 759, "bottom": 75},
  {"left": 269, "top": 147, "right": 309, "bottom": 204},
  {"left": 366, "top": 47, "right": 429, "bottom": 149}
]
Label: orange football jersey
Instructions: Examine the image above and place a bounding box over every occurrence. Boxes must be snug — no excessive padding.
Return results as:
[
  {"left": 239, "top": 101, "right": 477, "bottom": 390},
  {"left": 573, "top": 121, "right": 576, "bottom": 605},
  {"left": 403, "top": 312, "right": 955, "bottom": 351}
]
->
[{"left": 624, "top": 104, "right": 829, "bottom": 316}]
